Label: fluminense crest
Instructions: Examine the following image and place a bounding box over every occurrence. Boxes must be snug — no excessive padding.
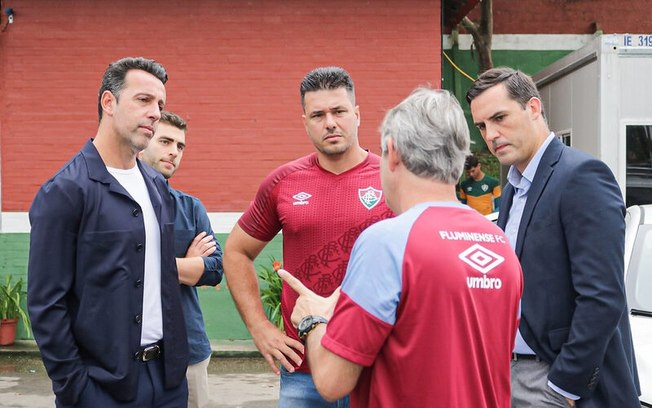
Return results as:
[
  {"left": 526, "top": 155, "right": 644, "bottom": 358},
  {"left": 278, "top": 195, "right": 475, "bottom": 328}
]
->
[{"left": 358, "top": 187, "right": 382, "bottom": 210}]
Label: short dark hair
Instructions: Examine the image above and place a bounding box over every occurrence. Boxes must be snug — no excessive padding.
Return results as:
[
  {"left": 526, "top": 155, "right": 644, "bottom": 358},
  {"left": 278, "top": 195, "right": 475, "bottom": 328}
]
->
[
  {"left": 160, "top": 111, "right": 187, "bottom": 131},
  {"left": 299, "top": 66, "right": 355, "bottom": 109},
  {"left": 97, "top": 57, "right": 168, "bottom": 121},
  {"left": 465, "top": 155, "right": 479, "bottom": 170},
  {"left": 466, "top": 67, "right": 544, "bottom": 118}
]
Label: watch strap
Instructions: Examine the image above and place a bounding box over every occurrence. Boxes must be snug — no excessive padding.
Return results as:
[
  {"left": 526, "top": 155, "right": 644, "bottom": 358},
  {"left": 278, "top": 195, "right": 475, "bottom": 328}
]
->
[{"left": 298, "top": 315, "right": 329, "bottom": 341}]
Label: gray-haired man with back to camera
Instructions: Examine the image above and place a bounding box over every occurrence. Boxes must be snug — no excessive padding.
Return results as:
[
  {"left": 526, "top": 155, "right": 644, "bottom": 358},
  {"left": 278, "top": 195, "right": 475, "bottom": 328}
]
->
[{"left": 279, "top": 87, "right": 522, "bottom": 407}]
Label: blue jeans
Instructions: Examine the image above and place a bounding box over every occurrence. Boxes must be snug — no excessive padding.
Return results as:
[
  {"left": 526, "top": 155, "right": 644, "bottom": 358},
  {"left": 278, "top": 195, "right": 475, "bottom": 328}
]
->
[{"left": 279, "top": 366, "right": 349, "bottom": 408}]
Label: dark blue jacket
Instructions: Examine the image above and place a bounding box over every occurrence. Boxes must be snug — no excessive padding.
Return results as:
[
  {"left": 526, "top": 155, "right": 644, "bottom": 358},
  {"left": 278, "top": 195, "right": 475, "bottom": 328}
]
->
[
  {"left": 499, "top": 137, "right": 640, "bottom": 407},
  {"left": 27, "top": 140, "right": 188, "bottom": 405},
  {"left": 170, "top": 187, "right": 223, "bottom": 364}
]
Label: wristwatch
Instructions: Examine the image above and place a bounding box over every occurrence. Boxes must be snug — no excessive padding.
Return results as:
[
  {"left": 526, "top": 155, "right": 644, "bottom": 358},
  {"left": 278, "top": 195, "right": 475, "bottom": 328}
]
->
[{"left": 297, "top": 315, "right": 329, "bottom": 341}]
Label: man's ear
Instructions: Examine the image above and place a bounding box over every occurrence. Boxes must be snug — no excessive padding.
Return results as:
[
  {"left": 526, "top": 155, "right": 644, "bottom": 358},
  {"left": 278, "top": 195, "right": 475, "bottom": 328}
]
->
[
  {"left": 301, "top": 112, "right": 310, "bottom": 133},
  {"left": 386, "top": 137, "right": 401, "bottom": 171},
  {"left": 528, "top": 97, "right": 543, "bottom": 120},
  {"left": 100, "top": 90, "right": 115, "bottom": 117}
]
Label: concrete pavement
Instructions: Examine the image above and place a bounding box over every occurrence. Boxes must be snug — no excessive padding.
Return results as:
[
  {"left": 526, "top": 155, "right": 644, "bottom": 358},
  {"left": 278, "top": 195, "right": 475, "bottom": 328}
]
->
[{"left": 0, "top": 340, "right": 280, "bottom": 408}]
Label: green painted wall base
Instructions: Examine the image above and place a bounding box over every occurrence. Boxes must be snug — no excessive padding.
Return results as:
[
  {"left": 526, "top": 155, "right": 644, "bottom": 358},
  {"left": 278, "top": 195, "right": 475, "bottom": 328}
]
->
[{"left": 0, "top": 232, "right": 283, "bottom": 341}]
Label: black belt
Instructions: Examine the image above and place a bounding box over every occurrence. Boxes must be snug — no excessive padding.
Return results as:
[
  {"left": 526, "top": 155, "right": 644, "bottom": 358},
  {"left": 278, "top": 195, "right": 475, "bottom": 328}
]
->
[
  {"left": 135, "top": 341, "right": 163, "bottom": 362},
  {"left": 512, "top": 353, "right": 541, "bottom": 362}
]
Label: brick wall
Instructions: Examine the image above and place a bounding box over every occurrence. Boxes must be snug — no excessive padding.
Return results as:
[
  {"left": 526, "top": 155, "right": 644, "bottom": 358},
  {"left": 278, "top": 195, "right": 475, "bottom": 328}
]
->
[
  {"left": 464, "top": 0, "right": 651, "bottom": 34},
  {"left": 0, "top": 0, "right": 441, "bottom": 212}
]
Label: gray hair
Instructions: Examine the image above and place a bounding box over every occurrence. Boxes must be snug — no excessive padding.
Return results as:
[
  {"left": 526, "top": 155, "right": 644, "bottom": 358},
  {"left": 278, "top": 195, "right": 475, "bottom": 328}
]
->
[
  {"left": 380, "top": 88, "right": 470, "bottom": 184},
  {"left": 300, "top": 66, "right": 355, "bottom": 109},
  {"left": 97, "top": 57, "right": 168, "bottom": 121}
]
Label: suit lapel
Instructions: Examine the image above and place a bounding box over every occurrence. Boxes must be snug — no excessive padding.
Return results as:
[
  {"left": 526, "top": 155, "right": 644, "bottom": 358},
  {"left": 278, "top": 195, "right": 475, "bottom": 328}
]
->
[
  {"left": 82, "top": 139, "right": 134, "bottom": 199},
  {"left": 82, "top": 140, "right": 165, "bottom": 223},
  {"left": 497, "top": 184, "right": 514, "bottom": 229},
  {"left": 514, "top": 138, "right": 564, "bottom": 256}
]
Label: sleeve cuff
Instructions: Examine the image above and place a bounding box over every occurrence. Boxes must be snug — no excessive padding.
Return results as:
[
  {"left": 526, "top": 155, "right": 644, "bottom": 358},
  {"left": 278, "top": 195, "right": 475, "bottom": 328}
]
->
[{"left": 547, "top": 380, "right": 580, "bottom": 401}]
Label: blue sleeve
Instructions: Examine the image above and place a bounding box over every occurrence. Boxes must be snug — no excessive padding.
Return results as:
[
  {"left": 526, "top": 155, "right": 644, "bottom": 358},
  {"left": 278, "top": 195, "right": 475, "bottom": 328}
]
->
[
  {"left": 27, "top": 178, "right": 89, "bottom": 404},
  {"left": 342, "top": 215, "right": 413, "bottom": 325},
  {"left": 547, "top": 158, "right": 627, "bottom": 396},
  {"left": 193, "top": 199, "right": 223, "bottom": 287}
]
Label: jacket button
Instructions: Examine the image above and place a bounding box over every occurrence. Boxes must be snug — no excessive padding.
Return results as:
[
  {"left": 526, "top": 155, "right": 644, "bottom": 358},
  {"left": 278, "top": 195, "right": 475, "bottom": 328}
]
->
[
  {"left": 134, "top": 279, "right": 142, "bottom": 288},
  {"left": 132, "top": 208, "right": 140, "bottom": 217},
  {"left": 134, "top": 314, "right": 142, "bottom": 324},
  {"left": 135, "top": 243, "right": 144, "bottom": 252}
]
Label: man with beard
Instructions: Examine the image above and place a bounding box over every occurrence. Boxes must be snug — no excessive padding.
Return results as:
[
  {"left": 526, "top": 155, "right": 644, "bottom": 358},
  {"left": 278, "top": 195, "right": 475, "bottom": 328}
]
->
[{"left": 224, "top": 66, "right": 393, "bottom": 408}]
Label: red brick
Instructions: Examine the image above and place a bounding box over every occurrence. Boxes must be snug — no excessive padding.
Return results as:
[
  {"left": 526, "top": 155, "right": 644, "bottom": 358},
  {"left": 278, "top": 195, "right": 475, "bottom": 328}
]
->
[
  {"left": 462, "top": 0, "right": 652, "bottom": 34},
  {"left": 0, "top": 0, "right": 441, "bottom": 212}
]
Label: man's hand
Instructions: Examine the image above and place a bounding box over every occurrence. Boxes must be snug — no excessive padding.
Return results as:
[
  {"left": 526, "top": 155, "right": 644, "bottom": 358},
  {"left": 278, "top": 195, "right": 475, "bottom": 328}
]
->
[
  {"left": 278, "top": 268, "right": 361, "bottom": 400},
  {"left": 223, "top": 225, "right": 304, "bottom": 375},
  {"left": 566, "top": 398, "right": 576, "bottom": 407},
  {"left": 277, "top": 269, "right": 340, "bottom": 327},
  {"left": 185, "top": 231, "right": 217, "bottom": 258},
  {"left": 249, "top": 319, "right": 304, "bottom": 375}
]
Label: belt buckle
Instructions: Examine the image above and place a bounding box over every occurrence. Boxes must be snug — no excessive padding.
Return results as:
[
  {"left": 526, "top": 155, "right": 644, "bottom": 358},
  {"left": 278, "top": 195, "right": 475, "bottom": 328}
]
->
[
  {"left": 138, "top": 344, "right": 161, "bottom": 362},
  {"left": 512, "top": 353, "right": 540, "bottom": 362}
]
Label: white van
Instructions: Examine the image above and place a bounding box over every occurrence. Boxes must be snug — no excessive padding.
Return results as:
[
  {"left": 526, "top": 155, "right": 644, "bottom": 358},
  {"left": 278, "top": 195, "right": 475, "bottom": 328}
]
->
[{"left": 625, "top": 204, "right": 652, "bottom": 406}]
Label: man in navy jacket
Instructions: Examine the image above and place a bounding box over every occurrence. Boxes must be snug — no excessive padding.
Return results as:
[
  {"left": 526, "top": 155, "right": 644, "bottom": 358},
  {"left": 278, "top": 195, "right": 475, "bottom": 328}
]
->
[
  {"left": 28, "top": 57, "right": 189, "bottom": 407},
  {"left": 467, "top": 67, "right": 640, "bottom": 407}
]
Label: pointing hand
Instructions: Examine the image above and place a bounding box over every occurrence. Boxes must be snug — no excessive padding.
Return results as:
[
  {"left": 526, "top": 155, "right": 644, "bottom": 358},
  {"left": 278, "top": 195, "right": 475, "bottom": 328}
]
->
[{"left": 277, "top": 269, "right": 341, "bottom": 327}]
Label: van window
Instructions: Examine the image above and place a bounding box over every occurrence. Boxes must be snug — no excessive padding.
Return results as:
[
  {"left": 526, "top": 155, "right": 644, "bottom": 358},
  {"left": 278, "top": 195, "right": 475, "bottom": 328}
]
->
[{"left": 626, "top": 125, "right": 652, "bottom": 206}]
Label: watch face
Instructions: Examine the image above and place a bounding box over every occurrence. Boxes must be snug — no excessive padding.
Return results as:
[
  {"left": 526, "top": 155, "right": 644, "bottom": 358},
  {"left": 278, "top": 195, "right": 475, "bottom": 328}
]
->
[
  {"left": 298, "top": 315, "right": 328, "bottom": 340},
  {"left": 298, "top": 316, "right": 314, "bottom": 333}
]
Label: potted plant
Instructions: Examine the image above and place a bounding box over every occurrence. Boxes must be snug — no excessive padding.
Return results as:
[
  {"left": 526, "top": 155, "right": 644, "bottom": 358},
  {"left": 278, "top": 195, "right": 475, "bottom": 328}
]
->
[
  {"left": 257, "top": 257, "right": 283, "bottom": 330},
  {"left": 0, "top": 275, "right": 31, "bottom": 346}
]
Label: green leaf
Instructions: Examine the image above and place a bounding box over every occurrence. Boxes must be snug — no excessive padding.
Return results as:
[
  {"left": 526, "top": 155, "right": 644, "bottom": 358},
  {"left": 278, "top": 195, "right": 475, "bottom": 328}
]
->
[
  {"left": 256, "top": 256, "right": 284, "bottom": 330},
  {"left": 0, "top": 275, "right": 31, "bottom": 337}
]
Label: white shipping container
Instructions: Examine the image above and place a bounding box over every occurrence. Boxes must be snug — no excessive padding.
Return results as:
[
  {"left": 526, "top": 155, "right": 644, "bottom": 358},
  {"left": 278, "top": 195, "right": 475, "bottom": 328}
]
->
[{"left": 533, "top": 33, "right": 652, "bottom": 206}]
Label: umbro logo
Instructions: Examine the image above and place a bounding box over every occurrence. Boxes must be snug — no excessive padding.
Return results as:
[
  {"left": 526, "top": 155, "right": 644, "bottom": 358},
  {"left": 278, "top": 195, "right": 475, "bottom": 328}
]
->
[
  {"left": 292, "top": 192, "right": 311, "bottom": 206},
  {"left": 459, "top": 243, "right": 504, "bottom": 290}
]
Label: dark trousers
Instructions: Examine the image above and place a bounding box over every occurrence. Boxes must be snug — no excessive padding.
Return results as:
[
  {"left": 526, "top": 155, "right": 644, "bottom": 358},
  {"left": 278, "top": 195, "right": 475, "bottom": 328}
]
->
[{"left": 56, "top": 358, "right": 188, "bottom": 408}]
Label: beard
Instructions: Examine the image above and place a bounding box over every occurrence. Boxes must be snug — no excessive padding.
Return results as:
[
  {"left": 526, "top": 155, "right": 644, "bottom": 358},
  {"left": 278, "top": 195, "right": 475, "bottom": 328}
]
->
[{"left": 314, "top": 135, "right": 354, "bottom": 156}]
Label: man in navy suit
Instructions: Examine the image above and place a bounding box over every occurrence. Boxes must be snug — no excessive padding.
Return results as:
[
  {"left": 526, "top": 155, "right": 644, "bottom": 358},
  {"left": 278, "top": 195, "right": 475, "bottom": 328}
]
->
[
  {"left": 28, "top": 57, "right": 188, "bottom": 407},
  {"left": 467, "top": 67, "right": 640, "bottom": 407}
]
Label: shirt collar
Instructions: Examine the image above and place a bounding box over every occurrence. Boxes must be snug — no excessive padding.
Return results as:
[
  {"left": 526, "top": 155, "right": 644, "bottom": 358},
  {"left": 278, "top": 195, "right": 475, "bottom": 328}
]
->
[{"left": 507, "top": 133, "right": 555, "bottom": 189}]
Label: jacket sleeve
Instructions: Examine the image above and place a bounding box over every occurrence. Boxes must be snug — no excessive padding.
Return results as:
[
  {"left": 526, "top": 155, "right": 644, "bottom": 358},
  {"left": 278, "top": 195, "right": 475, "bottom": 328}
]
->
[
  {"left": 547, "top": 159, "right": 627, "bottom": 397},
  {"left": 27, "top": 178, "right": 89, "bottom": 406},
  {"left": 193, "top": 199, "right": 223, "bottom": 287}
]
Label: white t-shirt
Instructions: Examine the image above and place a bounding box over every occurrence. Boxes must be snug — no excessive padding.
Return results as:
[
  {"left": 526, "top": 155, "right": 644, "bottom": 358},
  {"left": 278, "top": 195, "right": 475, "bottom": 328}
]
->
[{"left": 107, "top": 164, "right": 163, "bottom": 346}]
